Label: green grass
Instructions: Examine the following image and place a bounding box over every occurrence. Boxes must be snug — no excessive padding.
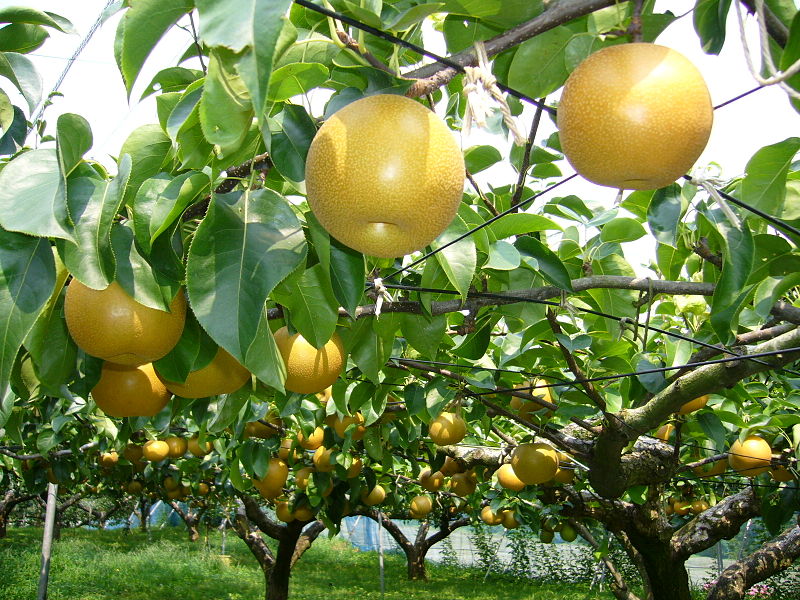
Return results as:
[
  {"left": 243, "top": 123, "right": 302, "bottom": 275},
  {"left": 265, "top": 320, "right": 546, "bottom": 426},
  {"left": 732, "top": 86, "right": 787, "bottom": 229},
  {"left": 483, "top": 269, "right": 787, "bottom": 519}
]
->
[{"left": 0, "top": 527, "right": 614, "bottom": 600}]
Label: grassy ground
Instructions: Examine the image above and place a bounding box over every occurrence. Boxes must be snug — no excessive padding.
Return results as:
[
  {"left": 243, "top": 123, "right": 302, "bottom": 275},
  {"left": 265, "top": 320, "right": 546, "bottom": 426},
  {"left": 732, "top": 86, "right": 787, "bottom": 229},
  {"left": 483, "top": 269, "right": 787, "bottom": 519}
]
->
[{"left": 0, "top": 527, "right": 615, "bottom": 600}]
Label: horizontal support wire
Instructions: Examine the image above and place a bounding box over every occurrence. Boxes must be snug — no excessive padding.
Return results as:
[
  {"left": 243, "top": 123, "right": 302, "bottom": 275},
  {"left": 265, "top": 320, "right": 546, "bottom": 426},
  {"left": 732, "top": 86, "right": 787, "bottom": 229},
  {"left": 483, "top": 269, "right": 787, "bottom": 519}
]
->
[{"left": 381, "top": 282, "right": 800, "bottom": 377}]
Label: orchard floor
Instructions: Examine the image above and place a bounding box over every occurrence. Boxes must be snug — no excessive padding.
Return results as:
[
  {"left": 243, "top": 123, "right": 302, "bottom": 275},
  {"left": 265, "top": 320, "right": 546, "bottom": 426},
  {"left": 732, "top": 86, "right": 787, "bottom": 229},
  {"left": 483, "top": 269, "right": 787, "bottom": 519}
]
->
[{"left": 0, "top": 527, "right": 620, "bottom": 600}]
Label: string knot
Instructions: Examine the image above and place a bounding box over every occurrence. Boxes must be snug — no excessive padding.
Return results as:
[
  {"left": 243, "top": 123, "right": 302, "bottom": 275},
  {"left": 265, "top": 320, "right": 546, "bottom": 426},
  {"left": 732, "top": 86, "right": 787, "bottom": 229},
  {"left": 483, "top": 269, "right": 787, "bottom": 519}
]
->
[
  {"left": 372, "top": 277, "right": 393, "bottom": 318},
  {"left": 463, "top": 42, "right": 526, "bottom": 145}
]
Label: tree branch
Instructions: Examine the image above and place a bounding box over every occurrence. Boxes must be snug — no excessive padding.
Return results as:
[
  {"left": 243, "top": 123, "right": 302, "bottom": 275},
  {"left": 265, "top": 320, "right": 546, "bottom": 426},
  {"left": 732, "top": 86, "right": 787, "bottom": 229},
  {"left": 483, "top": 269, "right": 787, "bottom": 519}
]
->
[
  {"left": 290, "top": 520, "right": 326, "bottom": 568},
  {"left": 404, "top": 0, "right": 619, "bottom": 84},
  {"left": 672, "top": 487, "right": 760, "bottom": 561},
  {"left": 238, "top": 492, "right": 285, "bottom": 539},
  {"left": 707, "top": 524, "right": 800, "bottom": 600}
]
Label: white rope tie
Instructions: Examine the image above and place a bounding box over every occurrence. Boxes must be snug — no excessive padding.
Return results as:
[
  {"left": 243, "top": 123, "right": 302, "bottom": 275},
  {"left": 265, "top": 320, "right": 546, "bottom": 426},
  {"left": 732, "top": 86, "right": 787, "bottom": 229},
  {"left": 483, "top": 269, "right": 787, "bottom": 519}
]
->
[
  {"left": 690, "top": 166, "right": 741, "bottom": 227},
  {"left": 734, "top": 0, "right": 800, "bottom": 100},
  {"left": 372, "top": 278, "right": 393, "bottom": 318},
  {"left": 462, "top": 42, "right": 526, "bottom": 145}
]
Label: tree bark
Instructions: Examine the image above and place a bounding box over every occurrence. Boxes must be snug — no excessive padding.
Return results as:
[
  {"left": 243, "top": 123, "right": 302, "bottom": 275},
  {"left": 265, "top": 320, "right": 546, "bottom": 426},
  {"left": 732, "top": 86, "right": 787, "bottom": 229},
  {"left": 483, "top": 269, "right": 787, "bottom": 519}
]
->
[
  {"left": 267, "top": 520, "right": 304, "bottom": 600},
  {"left": 236, "top": 494, "right": 326, "bottom": 600}
]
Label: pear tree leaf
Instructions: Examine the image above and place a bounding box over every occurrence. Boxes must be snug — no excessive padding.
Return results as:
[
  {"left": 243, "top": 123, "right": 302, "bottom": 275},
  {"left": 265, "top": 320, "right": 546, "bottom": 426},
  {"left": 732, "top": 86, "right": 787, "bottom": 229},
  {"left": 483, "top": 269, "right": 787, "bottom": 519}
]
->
[
  {"left": 56, "top": 113, "right": 92, "bottom": 176},
  {"left": 187, "top": 188, "right": 307, "bottom": 388},
  {"left": 0, "top": 149, "right": 71, "bottom": 240},
  {"left": 0, "top": 229, "right": 56, "bottom": 397},
  {"left": 57, "top": 155, "right": 132, "bottom": 289},
  {"left": 432, "top": 214, "right": 477, "bottom": 299},
  {"left": 0, "top": 51, "right": 40, "bottom": 112},
  {"left": 196, "top": 0, "right": 294, "bottom": 126},
  {"left": 116, "top": 0, "right": 193, "bottom": 95}
]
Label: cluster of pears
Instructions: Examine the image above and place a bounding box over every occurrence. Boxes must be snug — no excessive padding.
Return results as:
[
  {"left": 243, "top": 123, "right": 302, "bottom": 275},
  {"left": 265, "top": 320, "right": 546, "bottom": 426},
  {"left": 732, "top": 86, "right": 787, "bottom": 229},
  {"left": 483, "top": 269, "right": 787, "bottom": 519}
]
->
[
  {"left": 65, "top": 276, "right": 347, "bottom": 419},
  {"left": 248, "top": 401, "right": 388, "bottom": 525}
]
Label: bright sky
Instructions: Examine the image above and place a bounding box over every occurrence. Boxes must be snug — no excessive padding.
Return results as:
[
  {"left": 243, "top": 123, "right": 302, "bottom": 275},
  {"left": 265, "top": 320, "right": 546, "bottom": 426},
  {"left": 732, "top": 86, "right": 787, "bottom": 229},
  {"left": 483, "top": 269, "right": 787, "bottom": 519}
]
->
[{"left": 5, "top": 0, "right": 800, "bottom": 267}]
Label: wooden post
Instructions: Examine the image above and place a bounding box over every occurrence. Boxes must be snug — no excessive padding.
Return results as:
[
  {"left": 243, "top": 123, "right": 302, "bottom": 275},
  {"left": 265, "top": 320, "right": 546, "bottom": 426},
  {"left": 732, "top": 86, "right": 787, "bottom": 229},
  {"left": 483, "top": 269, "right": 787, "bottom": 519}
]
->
[{"left": 37, "top": 482, "right": 58, "bottom": 600}]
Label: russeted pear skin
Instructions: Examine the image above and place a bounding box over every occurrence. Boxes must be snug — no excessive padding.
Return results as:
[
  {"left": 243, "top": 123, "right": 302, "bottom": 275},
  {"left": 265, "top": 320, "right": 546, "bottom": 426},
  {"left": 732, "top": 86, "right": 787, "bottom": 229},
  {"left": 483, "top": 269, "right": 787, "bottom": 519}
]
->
[
  {"left": 158, "top": 347, "right": 250, "bottom": 398},
  {"left": 65, "top": 280, "right": 186, "bottom": 366},
  {"left": 305, "top": 94, "right": 465, "bottom": 257},
  {"left": 557, "top": 44, "right": 712, "bottom": 190},
  {"left": 274, "top": 327, "right": 345, "bottom": 394}
]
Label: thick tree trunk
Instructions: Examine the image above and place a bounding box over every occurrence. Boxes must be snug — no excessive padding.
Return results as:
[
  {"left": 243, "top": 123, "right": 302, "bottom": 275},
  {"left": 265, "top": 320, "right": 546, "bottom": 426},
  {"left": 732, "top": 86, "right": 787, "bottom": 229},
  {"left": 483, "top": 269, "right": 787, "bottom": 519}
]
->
[
  {"left": 627, "top": 533, "right": 691, "bottom": 600},
  {"left": 267, "top": 521, "right": 303, "bottom": 600},
  {"left": 0, "top": 512, "right": 7, "bottom": 538},
  {"left": 407, "top": 549, "right": 427, "bottom": 580}
]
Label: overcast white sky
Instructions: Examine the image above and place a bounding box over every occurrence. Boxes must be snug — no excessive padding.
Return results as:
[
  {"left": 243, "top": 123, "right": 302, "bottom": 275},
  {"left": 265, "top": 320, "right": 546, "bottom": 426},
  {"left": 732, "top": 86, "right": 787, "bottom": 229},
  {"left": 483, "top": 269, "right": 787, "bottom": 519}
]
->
[{"left": 4, "top": 0, "right": 800, "bottom": 264}]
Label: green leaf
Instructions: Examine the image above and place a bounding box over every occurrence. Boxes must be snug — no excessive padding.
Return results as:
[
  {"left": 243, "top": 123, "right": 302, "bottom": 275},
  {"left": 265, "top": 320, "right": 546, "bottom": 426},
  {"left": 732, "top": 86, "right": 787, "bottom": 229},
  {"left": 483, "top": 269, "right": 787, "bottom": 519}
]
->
[
  {"left": 197, "top": 0, "right": 294, "bottom": 126},
  {"left": 464, "top": 145, "right": 502, "bottom": 174},
  {"left": 0, "top": 102, "right": 24, "bottom": 153},
  {"left": 656, "top": 242, "right": 690, "bottom": 281},
  {"left": 515, "top": 236, "right": 574, "bottom": 291},
  {"left": 452, "top": 317, "right": 492, "bottom": 360},
  {"left": 588, "top": 254, "right": 637, "bottom": 322},
  {"left": 487, "top": 213, "right": 561, "bottom": 240},
  {"left": 56, "top": 113, "right": 93, "bottom": 176},
  {"left": 507, "top": 26, "right": 573, "bottom": 98},
  {"left": 432, "top": 215, "right": 477, "bottom": 298},
  {"left": 485, "top": 240, "right": 520, "bottom": 270},
  {"left": 266, "top": 103, "right": 316, "bottom": 182},
  {"left": 710, "top": 219, "right": 755, "bottom": 345},
  {"left": 386, "top": 3, "right": 445, "bottom": 30},
  {"left": 25, "top": 290, "right": 76, "bottom": 393},
  {"left": 199, "top": 49, "right": 254, "bottom": 159},
  {"left": 119, "top": 124, "right": 172, "bottom": 206},
  {"left": 693, "top": 0, "right": 732, "bottom": 55},
  {"left": 647, "top": 184, "right": 682, "bottom": 247},
  {"left": 268, "top": 62, "right": 329, "bottom": 102},
  {"left": 273, "top": 264, "right": 339, "bottom": 349},
  {"left": 741, "top": 137, "right": 800, "bottom": 217},
  {"left": 116, "top": 0, "right": 193, "bottom": 95},
  {"left": 57, "top": 156, "right": 132, "bottom": 290},
  {"left": 109, "top": 223, "right": 178, "bottom": 313},
  {"left": 141, "top": 66, "right": 203, "bottom": 100},
  {"left": 329, "top": 236, "right": 364, "bottom": 316},
  {"left": 697, "top": 412, "right": 726, "bottom": 452},
  {"left": 400, "top": 314, "right": 446, "bottom": 359},
  {"left": 187, "top": 189, "right": 307, "bottom": 386},
  {"left": 341, "top": 316, "right": 397, "bottom": 383},
  {"left": 0, "top": 51, "right": 40, "bottom": 112},
  {"left": 208, "top": 387, "right": 250, "bottom": 433},
  {"left": 0, "top": 229, "right": 55, "bottom": 397},
  {"left": 0, "top": 90, "right": 14, "bottom": 133},
  {"left": 636, "top": 358, "right": 666, "bottom": 394},
  {"left": 166, "top": 81, "right": 203, "bottom": 141},
  {"left": 600, "top": 218, "right": 647, "bottom": 243},
  {"left": 0, "top": 7, "right": 75, "bottom": 33},
  {"left": 138, "top": 171, "right": 210, "bottom": 251},
  {"left": 0, "top": 23, "right": 49, "bottom": 53},
  {"left": 0, "top": 149, "right": 71, "bottom": 240},
  {"left": 754, "top": 273, "right": 800, "bottom": 319}
]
